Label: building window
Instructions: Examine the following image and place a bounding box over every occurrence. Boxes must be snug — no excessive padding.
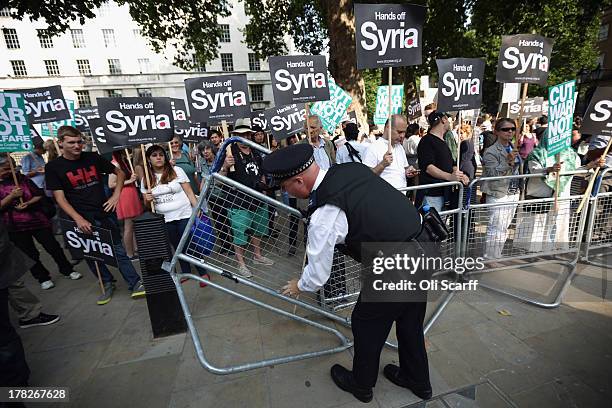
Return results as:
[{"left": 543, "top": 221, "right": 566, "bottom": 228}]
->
[
  {"left": 219, "top": 24, "right": 231, "bottom": 42},
  {"left": 137, "top": 88, "right": 152, "bottom": 97},
  {"left": 599, "top": 24, "right": 610, "bottom": 42},
  {"left": 191, "top": 55, "right": 206, "bottom": 72},
  {"left": 76, "top": 59, "right": 91, "bottom": 76},
  {"left": 3, "top": 28, "right": 20, "bottom": 49},
  {"left": 138, "top": 58, "right": 151, "bottom": 73},
  {"left": 44, "top": 60, "right": 60, "bottom": 76},
  {"left": 108, "top": 59, "right": 122, "bottom": 75},
  {"left": 102, "top": 29, "right": 116, "bottom": 47},
  {"left": 106, "top": 89, "right": 122, "bottom": 98},
  {"left": 37, "top": 29, "right": 54, "bottom": 48},
  {"left": 0, "top": 8, "right": 12, "bottom": 17},
  {"left": 249, "top": 84, "right": 264, "bottom": 102},
  {"left": 98, "top": 1, "right": 114, "bottom": 17},
  {"left": 221, "top": 53, "right": 233, "bottom": 72},
  {"left": 248, "top": 53, "right": 260, "bottom": 71},
  {"left": 10, "top": 60, "right": 27, "bottom": 77},
  {"left": 75, "top": 90, "right": 92, "bottom": 107},
  {"left": 71, "top": 29, "right": 85, "bottom": 48}
]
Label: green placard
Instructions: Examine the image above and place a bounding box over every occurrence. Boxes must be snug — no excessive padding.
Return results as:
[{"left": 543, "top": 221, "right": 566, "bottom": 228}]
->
[
  {"left": 0, "top": 92, "right": 33, "bottom": 152},
  {"left": 374, "top": 85, "right": 404, "bottom": 125},
  {"left": 547, "top": 80, "right": 576, "bottom": 157},
  {"left": 41, "top": 99, "right": 76, "bottom": 139},
  {"left": 310, "top": 78, "right": 352, "bottom": 133}
]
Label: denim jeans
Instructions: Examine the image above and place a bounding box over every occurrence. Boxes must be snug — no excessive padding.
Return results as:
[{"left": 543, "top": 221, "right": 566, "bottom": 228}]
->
[
  {"left": 84, "top": 216, "right": 141, "bottom": 290},
  {"left": 423, "top": 196, "right": 445, "bottom": 213},
  {"left": 166, "top": 217, "right": 207, "bottom": 276}
]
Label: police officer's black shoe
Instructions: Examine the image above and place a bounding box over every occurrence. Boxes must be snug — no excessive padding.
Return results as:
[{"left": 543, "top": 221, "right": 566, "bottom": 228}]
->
[
  {"left": 383, "top": 364, "right": 432, "bottom": 400},
  {"left": 330, "top": 364, "right": 373, "bottom": 403}
]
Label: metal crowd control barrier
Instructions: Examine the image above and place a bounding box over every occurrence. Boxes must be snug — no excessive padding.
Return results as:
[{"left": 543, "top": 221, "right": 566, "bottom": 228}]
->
[
  {"left": 463, "top": 170, "right": 591, "bottom": 308},
  {"left": 583, "top": 167, "right": 612, "bottom": 272},
  {"left": 165, "top": 136, "right": 466, "bottom": 374}
]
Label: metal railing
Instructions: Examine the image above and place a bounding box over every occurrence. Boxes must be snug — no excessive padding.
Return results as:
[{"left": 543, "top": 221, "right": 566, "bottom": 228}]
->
[{"left": 583, "top": 167, "right": 612, "bottom": 271}]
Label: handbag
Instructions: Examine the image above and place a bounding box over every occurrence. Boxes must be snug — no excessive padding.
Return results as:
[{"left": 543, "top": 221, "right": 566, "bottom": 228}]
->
[{"left": 188, "top": 212, "right": 216, "bottom": 256}]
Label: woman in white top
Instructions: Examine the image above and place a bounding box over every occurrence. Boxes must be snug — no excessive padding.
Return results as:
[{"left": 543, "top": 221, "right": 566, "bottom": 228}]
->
[{"left": 142, "top": 145, "right": 208, "bottom": 281}]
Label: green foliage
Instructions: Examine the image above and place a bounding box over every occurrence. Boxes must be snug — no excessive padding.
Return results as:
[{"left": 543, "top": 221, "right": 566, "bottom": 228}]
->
[{"left": 362, "top": 69, "right": 381, "bottom": 121}]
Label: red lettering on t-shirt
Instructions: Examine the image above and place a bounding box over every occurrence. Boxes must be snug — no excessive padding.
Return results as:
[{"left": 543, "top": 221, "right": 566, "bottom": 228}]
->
[{"left": 65, "top": 165, "right": 100, "bottom": 188}]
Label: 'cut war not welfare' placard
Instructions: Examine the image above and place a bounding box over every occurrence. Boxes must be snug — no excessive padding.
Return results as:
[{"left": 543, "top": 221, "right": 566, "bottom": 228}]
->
[
  {"left": 0, "top": 92, "right": 33, "bottom": 152},
  {"left": 547, "top": 80, "right": 576, "bottom": 157},
  {"left": 310, "top": 78, "right": 352, "bottom": 133},
  {"left": 374, "top": 85, "right": 404, "bottom": 125}
]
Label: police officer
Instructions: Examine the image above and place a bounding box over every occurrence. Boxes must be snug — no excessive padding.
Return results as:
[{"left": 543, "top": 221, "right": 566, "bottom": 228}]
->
[{"left": 262, "top": 142, "right": 433, "bottom": 403}]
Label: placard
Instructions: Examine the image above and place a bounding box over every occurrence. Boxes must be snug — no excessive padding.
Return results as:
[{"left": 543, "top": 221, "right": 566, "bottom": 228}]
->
[
  {"left": 185, "top": 74, "right": 251, "bottom": 125},
  {"left": 341, "top": 110, "right": 358, "bottom": 124},
  {"left": 41, "top": 99, "right": 76, "bottom": 138},
  {"left": 15, "top": 85, "right": 71, "bottom": 124},
  {"left": 251, "top": 111, "right": 267, "bottom": 131},
  {"left": 269, "top": 55, "right": 330, "bottom": 105},
  {"left": 436, "top": 58, "right": 485, "bottom": 111},
  {"left": 496, "top": 34, "right": 554, "bottom": 85},
  {"left": 264, "top": 104, "right": 306, "bottom": 141},
  {"left": 501, "top": 83, "right": 520, "bottom": 103},
  {"left": 547, "top": 80, "right": 576, "bottom": 156},
  {"left": 170, "top": 98, "right": 190, "bottom": 132},
  {"left": 60, "top": 219, "right": 117, "bottom": 267},
  {"left": 374, "top": 85, "right": 404, "bottom": 125},
  {"left": 88, "top": 117, "right": 115, "bottom": 154},
  {"left": 97, "top": 97, "right": 174, "bottom": 147},
  {"left": 74, "top": 106, "right": 99, "bottom": 132},
  {"left": 310, "top": 78, "right": 352, "bottom": 133},
  {"left": 179, "top": 122, "right": 208, "bottom": 143},
  {"left": 501, "top": 97, "right": 546, "bottom": 119},
  {"left": 354, "top": 3, "right": 426, "bottom": 69},
  {"left": 580, "top": 87, "right": 612, "bottom": 137},
  {"left": 0, "top": 92, "right": 32, "bottom": 152},
  {"left": 406, "top": 96, "right": 422, "bottom": 120}
]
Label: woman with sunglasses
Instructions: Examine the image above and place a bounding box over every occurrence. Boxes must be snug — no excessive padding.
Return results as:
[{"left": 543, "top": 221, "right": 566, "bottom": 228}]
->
[
  {"left": 142, "top": 145, "right": 209, "bottom": 284},
  {"left": 169, "top": 135, "right": 199, "bottom": 194},
  {"left": 480, "top": 118, "right": 522, "bottom": 260}
]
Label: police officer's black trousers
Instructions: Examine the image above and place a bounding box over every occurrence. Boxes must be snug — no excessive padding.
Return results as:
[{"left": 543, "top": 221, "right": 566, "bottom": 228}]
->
[{"left": 351, "top": 297, "right": 430, "bottom": 389}]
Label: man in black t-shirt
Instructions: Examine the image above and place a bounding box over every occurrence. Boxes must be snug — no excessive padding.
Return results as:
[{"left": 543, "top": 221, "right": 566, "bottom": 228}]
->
[
  {"left": 219, "top": 123, "right": 275, "bottom": 278},
  {"left": 45, "top": 126, "right": 144, "bottom": 305},
  {"left": 417, "top": 111, "right": 468, "bottom": 212}
]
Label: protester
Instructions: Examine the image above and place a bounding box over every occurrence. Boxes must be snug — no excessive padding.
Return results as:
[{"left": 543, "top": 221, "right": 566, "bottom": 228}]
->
[
  {"left": 481, "top": 118, "right": 522, "bottom": 259},
  {"left": 0, "top": 154, "right": 81, "bottom": 289},
  {"left": 417, "top": 111, "right": 468, "bottom": 212},
  {"left": 481, "top": 113, "right": 493, "bottom": 131},
  {"left": 534, "top": 115, "right": 548, "bottom": 142},
  {"left": 515, "top": 137, "right": 586, "bottom": 252},
  {"left": 44, "top": 139, "right": 59, "bottom": 161},
  {"left": 20, "top": 140, "right": 46, "bottom": 190},
  {"left": 197, "top": 140, "right": 216, "bottom": 189},
  {"left": 403, "top": 123, "right": 421, "bottom": 165},
  {"left": 142, "top": 145, "right": 209, "bottom": 284},
  {"left": 252, "top": 126, "right": 268, "bottom": 148},
  {"left": 209, "top": 129, "right": 223, "bottom": 151},
  {"left": 299, "top": 115, "right": 335, "bottom": 169},
  {"left": 109, "top": 151, "right": 143, "bottom": 260},
  {"left": 169, "top": 135, "right": 199, "bottom": 194},
  {"left": 219, "top": 125, "right": 274, "bottom": 277},
  {"left": 518, "top": 123, "right": 538, "bottom": 163},
  {"left": 264, "top": 144, "right": 432, "bottom": 403},
  {"left": 336, "top": 122, "right": 369, "bottom": 164},
  {"left": 45, "top": 126, "right": 145, "bottom": 305},
  {"left": 586, "top": 134, "right": 612, "bottom": 239},
  {"left": 363, "top": 114, "right": 415, "bottom": 189},
  {"left": 458, "top": 123, "right": 477, "bottom": 182}
]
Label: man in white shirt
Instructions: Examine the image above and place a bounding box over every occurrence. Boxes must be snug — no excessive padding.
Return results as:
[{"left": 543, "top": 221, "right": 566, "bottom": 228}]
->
[
  {"left": 336, "top": 123, "right": 369, "bottom": 164},
  {"left": 262, "top": 144, "right": 432, "bottom": 403},
  {"left": 363, "top": 114, "right": 416, "bottom": 189}
]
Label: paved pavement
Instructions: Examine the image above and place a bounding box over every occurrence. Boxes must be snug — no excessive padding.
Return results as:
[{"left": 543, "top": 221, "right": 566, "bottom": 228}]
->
[{"left": 11, "top": 249, "right": 612, "bottom": 408}]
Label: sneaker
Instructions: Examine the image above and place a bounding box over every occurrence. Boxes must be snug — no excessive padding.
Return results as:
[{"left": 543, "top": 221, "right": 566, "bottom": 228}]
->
[
  {"left": 40, "top": 280, "right": 55, "bottom": 290},
  {"left": 131, "top": 281, "right": 146, "bottom": 299},
  {"left": 236, "top": 264, "right": 253, "bottom": 278},
  {"left": 253, "top": 256, "right": 274, "bottom": 266},
  {"left": 97, "top": 283, "right": 115, "bottom": 305},
  {"left": 67, "top": 271, "right": 82, "bottom": 280},
  {"left": 19, "top": 312, "right": 60, "bottom": 329}
]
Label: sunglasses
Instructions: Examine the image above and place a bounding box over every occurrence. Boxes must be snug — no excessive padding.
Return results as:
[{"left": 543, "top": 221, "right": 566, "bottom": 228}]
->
[{"left": 499, "top": 127, "right": 516, "bottom": 132}]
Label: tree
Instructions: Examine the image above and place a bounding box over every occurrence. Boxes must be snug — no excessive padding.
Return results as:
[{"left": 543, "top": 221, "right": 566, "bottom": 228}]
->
[{"left": 6, "top": 0, "right": 610, "bottom": 117}]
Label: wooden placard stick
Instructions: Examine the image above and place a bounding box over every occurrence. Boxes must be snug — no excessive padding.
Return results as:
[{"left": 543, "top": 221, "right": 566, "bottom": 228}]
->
[
  {"left": 7, "top": 154, "right": 24, "bottom": 204},
  {"left": 456, "top": 110, "right": 462, "bottom": 170},
  {"left": 94, "top": 261, "right": 105, "bottom": 295},
  {"left": 124, "top": 148, "right": 135, "bottom": 174},
  {"left": 576, "top": 136, "right": 612, "bottom": 213},
  {"left": 47, "top": 123, "right": 61, "bottom": 155},
  {"left": 554, "top": 152, "right": 561, "bottom": 211}
]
